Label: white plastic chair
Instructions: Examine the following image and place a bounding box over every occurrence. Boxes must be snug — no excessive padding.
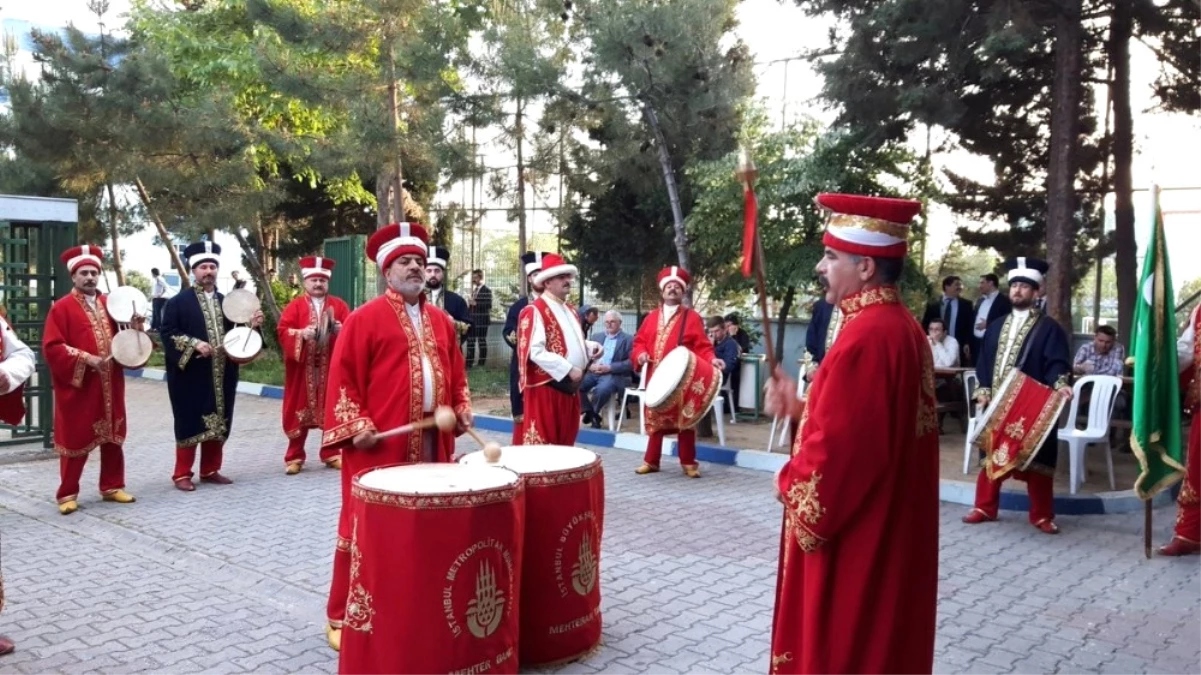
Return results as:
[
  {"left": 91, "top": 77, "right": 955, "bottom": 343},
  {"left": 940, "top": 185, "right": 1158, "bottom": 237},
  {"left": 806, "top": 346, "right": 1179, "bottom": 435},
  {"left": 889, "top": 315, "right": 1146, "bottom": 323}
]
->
[
  {"left": 710, "top": 397, "right": 728, "bottom": 446},
  {"left": 767, "top": 374, "right": 807, "bottom": 451},
  {"left": 962, "top": 371, "right": 981, "bottom": 474},
  {"left": 719, "top": 377, "right": 737, "bottom": 424},
  {"left": 616, "top": 363, "right": 650, "bottom": 435},
  {"left": 1059, "top": 374, "right": 1122, "bottom": 494}
]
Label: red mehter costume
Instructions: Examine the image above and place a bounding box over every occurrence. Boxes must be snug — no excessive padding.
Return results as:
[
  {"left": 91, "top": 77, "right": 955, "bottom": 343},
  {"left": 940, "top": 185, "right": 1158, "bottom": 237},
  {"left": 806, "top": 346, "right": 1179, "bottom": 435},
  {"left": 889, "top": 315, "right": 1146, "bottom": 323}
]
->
[
  {"left": 41, "top": 245, "right": 135, "bottom": 509},
  {"left": 1161, "top": 304, "right": 1200, "bottom": 555},
  {"left": 277, "top": 256, "right": 352, "bottom": 471},
  {"left": 631, "top": 266, "right": 714, "bottom": 477},
  {"left": 517, "top": 253, "right": 596, "bottom": 446},
  {"left": 0, "top": 315, "right": 35, "bottom": 426},
  {"left": 770, "top": 194, "right": 938, "bottom": 675},
  {"left": 321, "top": 222, "right": 471, "bottom": 648}
]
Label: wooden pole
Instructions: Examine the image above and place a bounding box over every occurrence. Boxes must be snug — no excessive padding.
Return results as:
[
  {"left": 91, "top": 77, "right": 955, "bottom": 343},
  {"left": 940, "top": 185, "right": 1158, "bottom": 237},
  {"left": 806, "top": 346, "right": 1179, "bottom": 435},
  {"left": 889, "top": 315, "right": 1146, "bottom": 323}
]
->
[
  {"left": 737, "top": 146, "right": 777, "bottom": 375},
  {"left": 1144, "top": 500, "right": 1152, "bottom": 559}
]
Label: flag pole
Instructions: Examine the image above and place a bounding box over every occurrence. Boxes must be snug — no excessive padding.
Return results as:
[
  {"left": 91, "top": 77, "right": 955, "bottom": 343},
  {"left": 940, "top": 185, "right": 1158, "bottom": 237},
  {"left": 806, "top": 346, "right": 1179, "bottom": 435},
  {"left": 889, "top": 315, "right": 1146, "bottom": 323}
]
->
[
  {"left": 1145, "top": 501, "right": 1152, "bottom": 559},
  {"left": 737, "top": 147, "right": 778, "bottom": 375}
]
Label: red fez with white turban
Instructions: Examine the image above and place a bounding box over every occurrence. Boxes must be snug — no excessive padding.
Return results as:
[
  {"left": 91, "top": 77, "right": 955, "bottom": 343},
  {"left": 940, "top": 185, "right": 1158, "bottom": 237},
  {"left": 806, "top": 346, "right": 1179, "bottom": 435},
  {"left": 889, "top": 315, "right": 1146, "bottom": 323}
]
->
[
  {"left": 366, "top": 223, "right": 429, "bottom": 271},
  {"left": 532, "top": 253, "right": 578, "bottom": 286},
  {"left": 816, "top": 193, "right": 922, "bottom": 258},
  {"left": 300, "top": 256, "right": 335, "bottom": 279},
  {"left": 61, "top": 244, "right": 103, "bottom": 274},
  {"left": 657, "top": 266, "right": 690, "bottom": 291}
]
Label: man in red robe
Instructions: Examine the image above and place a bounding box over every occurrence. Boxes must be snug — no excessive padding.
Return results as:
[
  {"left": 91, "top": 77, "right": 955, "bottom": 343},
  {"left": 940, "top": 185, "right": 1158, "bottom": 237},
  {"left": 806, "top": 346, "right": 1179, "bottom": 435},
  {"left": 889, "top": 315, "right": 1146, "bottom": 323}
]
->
[
  {"left": 632, "top": 266, "right": 721, "bottom": 478},
  {"left": 0, "top": 312, "right": 36, "bottom": 656},
  {"left": 1160, "top": 304, "right": 1200, "bottom": 555},
  {"left": 763, "top": 193, "right": 938, "bottom": 674},
  {"left": 516, "top": 253, "right": 600, "bottom": 446},
  {"left": 42, "top": 245, "right": 143, "bottom": 515},
  {"left": 320, "top": 222, "right": 472, "bottom": 651},
  {"left": 277, "top": 255, "right": 352, "bottom": 474}
]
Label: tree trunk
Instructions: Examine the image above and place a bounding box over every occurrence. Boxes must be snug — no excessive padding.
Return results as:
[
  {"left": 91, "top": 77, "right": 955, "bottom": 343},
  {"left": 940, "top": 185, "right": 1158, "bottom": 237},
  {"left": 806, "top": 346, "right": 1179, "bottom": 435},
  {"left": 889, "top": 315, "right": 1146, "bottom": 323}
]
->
[
  {"left": 134, "top": 176, "right": 190, "bottom": 288},
  {"left": 1109, "top": 0, "right": 1137, "bottom": 344},
  {"left": 387, "top": 50, "right": 406, "bottom": 226},
  {"left": 515, "top": 95, "right": 528, "bottom": 295},
  {"left": 1044, "top": 0, "right": 1084, "bottom": 332},
  {"left": 643, "top": 103, "right": 691, "bottom": 298},
  {"left": 775, "top": 285, "right": 795, "bottom": 365},
  {"left": 234, "top": 222, "right": 282, "bottom": 322},
  {"left": 104, "top": 181, "right": 126, "bottom": 286}
]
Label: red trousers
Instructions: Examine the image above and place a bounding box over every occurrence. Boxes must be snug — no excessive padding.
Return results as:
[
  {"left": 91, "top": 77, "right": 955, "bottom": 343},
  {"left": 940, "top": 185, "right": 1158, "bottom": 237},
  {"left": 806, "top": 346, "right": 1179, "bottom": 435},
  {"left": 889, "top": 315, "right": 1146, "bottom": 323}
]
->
[
  {"left": 511, "top": 417, "right": 524, "bottom": 445},
  {"left": 284, "top": 429, "right": 339, "bottom": 467},
  {"left": 1173, "top": 413, "right": 1200, "bottom": 543},
  {"left": 522, "top": 385, "right": 580, "bottom": 446},
  {"left": 972, "top": 468, "right": 1055, "bottom": 525},
  {"left": 173, "top": 440, "right": 224, "bottom": 482},
  {"left": 644, "top": 429, "right": 697, "bottom": 468},
  {"left": 56, "top": 443, "right": 126, "bottom": 503}
]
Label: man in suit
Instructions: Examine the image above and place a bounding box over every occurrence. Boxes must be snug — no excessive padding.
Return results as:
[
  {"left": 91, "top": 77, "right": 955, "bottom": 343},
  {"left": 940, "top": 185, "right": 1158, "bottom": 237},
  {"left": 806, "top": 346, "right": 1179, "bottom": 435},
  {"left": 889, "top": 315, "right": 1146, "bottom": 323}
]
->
[
  {"left": 579, "top": 310, "right": 634, "bottom": 428},
  {"left": 922, "top": 275, "right": 974, "bottom": 366},
  {"left": 972, "top": 273, "right": 1012, "bottom": 361},
  {"left": 425, "top": 245, "right": 472, "bottom": 344},
  {"left": 466, "top": 269, "right": 493, "bottom": 367}
]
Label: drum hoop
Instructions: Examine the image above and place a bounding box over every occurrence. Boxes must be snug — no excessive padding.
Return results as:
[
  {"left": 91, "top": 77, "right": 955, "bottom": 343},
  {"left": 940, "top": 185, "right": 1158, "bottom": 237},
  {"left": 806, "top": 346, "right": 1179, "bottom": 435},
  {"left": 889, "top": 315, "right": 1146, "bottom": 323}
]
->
[
  {"left": 644, "top": 347, "right": 691, "bottom": 408},
  {"left": 350, "top": 481, "right": 524, "bottom": 510},
  {"left": 646, "top": 350, "right": 696, "bottom": 412},
  {"left": 222, "top": 289, "right": 261, "bottom": 324},
  {"left": 520, "top": 460, "right": 603, "bottom": 487}
]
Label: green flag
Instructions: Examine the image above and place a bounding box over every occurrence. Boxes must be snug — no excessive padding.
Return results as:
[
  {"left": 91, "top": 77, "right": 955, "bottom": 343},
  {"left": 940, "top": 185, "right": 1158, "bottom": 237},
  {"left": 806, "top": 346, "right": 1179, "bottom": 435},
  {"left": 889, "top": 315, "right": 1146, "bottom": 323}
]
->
[{"left": 1130, "top": 185, "right": 1185, "bottom": 499}]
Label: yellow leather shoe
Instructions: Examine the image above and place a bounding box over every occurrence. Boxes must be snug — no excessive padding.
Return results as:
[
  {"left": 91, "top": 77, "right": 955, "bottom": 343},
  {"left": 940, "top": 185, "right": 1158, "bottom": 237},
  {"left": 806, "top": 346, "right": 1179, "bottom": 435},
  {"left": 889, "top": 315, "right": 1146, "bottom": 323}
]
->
[
  {"left": 285, "top": 463, "right": 302, "bottom": 475},
  {"left": 58, "top": 500, "right": 79, "bottom": 515},
  {"left": 683, "top": 465, "right": 701, "bottom": 479},
  {"left": 326, "top": 623, "right": 342, "bottom": 652},
  {"left": 634, "top": 464, "right": 659, "bottom": 475},
  {"left": 328, "top": 458, "right": 343, "bottom": 470},
  {"left": 102, "top": 490, "right": 137, "bottom": 503}
]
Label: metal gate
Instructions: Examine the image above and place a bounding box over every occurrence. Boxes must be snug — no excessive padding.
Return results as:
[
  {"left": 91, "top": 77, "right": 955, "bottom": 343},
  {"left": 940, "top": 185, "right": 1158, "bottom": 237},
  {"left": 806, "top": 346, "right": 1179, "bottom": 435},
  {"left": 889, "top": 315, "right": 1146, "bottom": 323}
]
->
[
  {"left": 323, "top": 235, "right": 376, "bottom": 309},
  {"left": 0, "top": 208, "right": 78, "bottom": 448}
]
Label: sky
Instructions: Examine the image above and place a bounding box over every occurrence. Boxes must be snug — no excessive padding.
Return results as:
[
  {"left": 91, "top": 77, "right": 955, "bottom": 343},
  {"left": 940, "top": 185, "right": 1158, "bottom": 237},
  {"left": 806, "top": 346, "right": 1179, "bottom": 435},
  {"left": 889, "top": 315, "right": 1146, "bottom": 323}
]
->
[{"left": 2, "top": 0, "right": 1199, "bottom": 302}]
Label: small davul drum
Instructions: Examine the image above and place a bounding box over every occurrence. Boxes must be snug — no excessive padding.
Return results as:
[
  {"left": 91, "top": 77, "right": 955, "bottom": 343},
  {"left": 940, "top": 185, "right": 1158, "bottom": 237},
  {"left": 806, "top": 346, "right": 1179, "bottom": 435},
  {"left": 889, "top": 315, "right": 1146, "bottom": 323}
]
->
[
  {"left": 111, "top": 329, "right": 153, "bottom": 369},
  {"left": 106, "top": 286, "right": 149, "bottom": 324},
  {"left": 461, "top": 445, "right": 604, "bottom": 666},
  {"left": 643, "top": 345, "right": 722, "bottom": 431},
  {"left": 221, "top": 288, "right": 260, "bottom": 324},
  {"left": 222, "top": 326, "right": 262, "bottom": 364},
  {"left": 340, "top": 464, "right": 525, "bottom": 675}
]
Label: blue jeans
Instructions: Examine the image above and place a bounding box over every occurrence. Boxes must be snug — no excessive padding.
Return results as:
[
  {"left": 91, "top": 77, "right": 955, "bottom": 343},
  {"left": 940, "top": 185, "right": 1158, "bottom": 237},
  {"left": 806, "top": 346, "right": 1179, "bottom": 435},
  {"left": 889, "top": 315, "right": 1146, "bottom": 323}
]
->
[{"left": 580, "top": 373, "right": 625, "bottom": 417}]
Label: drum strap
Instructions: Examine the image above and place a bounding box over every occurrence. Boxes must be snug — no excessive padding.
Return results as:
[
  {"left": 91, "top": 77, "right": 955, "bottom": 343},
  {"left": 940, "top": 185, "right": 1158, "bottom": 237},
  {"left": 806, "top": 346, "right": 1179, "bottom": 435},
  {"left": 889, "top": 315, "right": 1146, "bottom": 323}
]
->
[
  {"left": 675, "top": 307, "right": 690, "bottom": 347},
  {"left": 1014, "top": 315, "right": 1044, "bottom": 373}
]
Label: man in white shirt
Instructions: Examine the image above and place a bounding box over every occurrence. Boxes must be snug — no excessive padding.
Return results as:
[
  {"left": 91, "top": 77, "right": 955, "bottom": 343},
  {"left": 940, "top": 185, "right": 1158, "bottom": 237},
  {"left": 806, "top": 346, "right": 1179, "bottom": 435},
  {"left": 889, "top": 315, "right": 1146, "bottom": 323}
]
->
[
  {"left": 150, "top": 267, "right": 169, "bottom": 331},
  {"left": 516, "top": 253, "right": 601, "bottom": 446},
  {"left": 927, "top": 318, "right": 960, "bottom": 369},
  {"left": 972, "top": 273, "right": 1011, "bottom": 359}
]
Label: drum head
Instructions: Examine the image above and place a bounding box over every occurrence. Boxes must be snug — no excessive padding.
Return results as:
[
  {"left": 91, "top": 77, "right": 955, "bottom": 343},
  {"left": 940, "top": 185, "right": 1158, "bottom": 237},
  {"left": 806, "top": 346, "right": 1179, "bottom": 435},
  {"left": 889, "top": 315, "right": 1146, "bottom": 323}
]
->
[
  {"left": 460, "top": 445, "right": 597, "bottom": 474},
  {"left": 111, "top": 329, "right": 153, "bottom": 368},
  {"left": 106, "top": 286, "right": 149, "bottom": 324},
  {"left": 223, "top": 327, "right": 262, "bottom": 361},
  {"left": 222, "top": 288, "right": 261, "bottom": 324},
  {"left": 359, "top": 464, "right": 519, "bottom": 494},
  {"left": 643, "top": 346, "right": 692, "bottom": 408}
]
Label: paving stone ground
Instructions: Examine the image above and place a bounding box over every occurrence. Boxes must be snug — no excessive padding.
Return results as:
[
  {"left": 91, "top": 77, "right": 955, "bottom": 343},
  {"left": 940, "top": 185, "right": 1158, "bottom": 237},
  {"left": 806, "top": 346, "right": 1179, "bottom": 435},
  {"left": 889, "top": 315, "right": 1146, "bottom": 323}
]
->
[{"left": 0, "top": 378, "right": 1197, "bottom": 674}]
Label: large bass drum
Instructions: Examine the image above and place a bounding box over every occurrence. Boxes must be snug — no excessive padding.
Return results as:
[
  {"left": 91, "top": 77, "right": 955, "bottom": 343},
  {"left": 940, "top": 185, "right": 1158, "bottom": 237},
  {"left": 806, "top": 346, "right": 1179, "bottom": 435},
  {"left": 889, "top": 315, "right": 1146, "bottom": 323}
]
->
[
  {"left": 340, "top": 463, "right": 525, "bottom": 675},
  {"left": 643, "top": 346, "right": 722, "bottom": 432}
]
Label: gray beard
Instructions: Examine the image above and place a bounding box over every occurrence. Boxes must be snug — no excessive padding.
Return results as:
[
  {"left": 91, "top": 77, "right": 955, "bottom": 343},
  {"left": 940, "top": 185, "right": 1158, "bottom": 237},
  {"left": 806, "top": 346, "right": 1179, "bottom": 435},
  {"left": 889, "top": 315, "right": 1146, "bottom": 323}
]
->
[{"left": 390, "top": 279, "right": 425, "bottom": 298}]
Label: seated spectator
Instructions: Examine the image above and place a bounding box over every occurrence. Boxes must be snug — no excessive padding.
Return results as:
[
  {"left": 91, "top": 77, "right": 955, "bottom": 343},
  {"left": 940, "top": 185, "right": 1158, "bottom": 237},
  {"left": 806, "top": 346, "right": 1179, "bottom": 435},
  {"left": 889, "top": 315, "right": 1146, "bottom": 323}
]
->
[
  {"left": 927, "top": 318, "right": 960, "bottom": 369},
  {"left": 579, "top": 310, "right": 633, "bottom": 429},
  {"left": 1073, "top": 325, "right": 1125, "bottom": 377},
  {"left": 697, "top": 316, "right": 739, "bottom": 439}
]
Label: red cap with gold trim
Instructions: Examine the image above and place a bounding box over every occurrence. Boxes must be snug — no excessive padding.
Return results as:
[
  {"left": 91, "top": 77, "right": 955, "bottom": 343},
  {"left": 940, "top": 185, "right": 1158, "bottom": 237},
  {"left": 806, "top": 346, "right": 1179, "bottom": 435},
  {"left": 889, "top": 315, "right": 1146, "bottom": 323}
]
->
[
  {"left": 60, "top": 244, "right": 104, "bottom": 274},
  {"left": 366, "top": 223, "right": 429, "bottom": 270},
  {"left": 299, "top": 256, "right": 335, "bottom": 279},
  {"left": 533, "top": 253, "right": 578, "bottom": 286},
  {"left": 816, "top": 193, "right": 922, "bottom": 258},
  {"left": 657, "top": 265, "right": 691, "bottom": 291}
]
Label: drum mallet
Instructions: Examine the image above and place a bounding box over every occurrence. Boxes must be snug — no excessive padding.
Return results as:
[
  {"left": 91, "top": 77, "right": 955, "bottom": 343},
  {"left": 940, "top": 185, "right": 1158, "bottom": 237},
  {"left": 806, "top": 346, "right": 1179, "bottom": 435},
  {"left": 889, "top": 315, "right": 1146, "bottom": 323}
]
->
[
  {"left": 374, "top": 406, "right": 458, "bottom": 441},
  {"left": 461, "top": 426, "right": 503, "bottom": 463}
]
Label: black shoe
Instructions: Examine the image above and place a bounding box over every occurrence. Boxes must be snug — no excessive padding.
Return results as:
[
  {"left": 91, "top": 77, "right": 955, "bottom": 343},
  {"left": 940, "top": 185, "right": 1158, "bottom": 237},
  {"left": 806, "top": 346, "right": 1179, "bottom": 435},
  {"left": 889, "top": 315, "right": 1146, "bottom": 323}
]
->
[
  {"left": 582, "top": 412, "right": 594, "bottom": 425},
  {"left": 590, "top": 418, "right": 602, "bottom": 429}
]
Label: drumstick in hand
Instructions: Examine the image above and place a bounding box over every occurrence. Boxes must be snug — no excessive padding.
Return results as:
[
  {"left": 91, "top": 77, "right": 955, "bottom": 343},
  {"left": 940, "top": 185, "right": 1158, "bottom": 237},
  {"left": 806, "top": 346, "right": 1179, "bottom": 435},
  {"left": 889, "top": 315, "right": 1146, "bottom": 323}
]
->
[{"left": 374, "top": 406, "right": 457, "bottom": 441}]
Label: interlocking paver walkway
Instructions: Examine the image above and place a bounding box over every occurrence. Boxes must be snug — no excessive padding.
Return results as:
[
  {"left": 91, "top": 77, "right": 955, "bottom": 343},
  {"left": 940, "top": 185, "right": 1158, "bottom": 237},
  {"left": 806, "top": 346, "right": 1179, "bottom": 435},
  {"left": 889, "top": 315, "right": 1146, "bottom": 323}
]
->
[{"left": 0, "top": 379, "right": 1196, "bottom": 674}]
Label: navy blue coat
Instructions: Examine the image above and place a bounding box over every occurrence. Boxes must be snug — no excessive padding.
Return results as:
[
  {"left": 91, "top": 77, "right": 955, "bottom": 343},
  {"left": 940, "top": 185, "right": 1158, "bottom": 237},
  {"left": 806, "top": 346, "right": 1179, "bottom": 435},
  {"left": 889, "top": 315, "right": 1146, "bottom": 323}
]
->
[
  {"left": 431, "top": 289, "right": 472, "bottom": 343},
  {"left": 504, "top": 296, "right": 530, "bottom": 418},
  {"left": 806, "top": 298, "right": 836, "bottom": 364},
  {"left": 160, "top": 288, "right": 241, "bottom": 446},
  {"left": 977, "top": 312, "right": 1071, "bottom": 470}
]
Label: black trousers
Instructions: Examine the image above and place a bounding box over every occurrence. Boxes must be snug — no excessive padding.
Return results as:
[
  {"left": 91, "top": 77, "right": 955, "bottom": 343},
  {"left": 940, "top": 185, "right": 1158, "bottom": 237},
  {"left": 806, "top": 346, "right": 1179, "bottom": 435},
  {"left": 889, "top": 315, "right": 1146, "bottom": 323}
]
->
[
  {"left": 465, "top": 323, "right": 489, "bottom": 366},
  {"left": 151, "top": 298, "right": 167, "bottom": 330}
]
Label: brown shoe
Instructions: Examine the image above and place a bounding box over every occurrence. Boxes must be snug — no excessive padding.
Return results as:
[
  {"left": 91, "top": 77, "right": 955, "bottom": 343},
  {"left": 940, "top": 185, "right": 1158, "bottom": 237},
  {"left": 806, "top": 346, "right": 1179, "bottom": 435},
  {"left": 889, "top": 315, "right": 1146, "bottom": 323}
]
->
[
  {"left": 961, "top": 508, "right": 995, "bottom": 524},
  {"left": 634, "top": 463, "right": 659, "bottom": 475},
  {"left": 200, "top": 472, "right": 234, "bottom": 485},
  {"left": 327, "top": 458, "right": 343, "bottom": 470},
  {"left": 0, "top": 635, "right": 15, "bottom": 656},
  {"left": 1158, "top": 537, "right": 1201, "bottom": 556},
  {"left": 1033, "top": 518, "right": 1060, "bottom": 535},
  {"left": 682, "top": 465, "right": 701, "bottom": 479},
  {"left": 285, "top": 463, "right": 302, "bottom": 475},
  {"left": 174, "top": 477, "right": 196, "bottom": 492}
]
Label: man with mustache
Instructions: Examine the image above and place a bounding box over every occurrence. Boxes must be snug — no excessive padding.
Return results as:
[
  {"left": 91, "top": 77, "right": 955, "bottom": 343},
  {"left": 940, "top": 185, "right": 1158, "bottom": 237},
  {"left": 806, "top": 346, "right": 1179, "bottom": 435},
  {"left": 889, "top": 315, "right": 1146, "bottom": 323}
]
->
[
  {"left": 516, "top": 253, "right": 601, "bottom": 446},
  {"left": 161, "top": 241, "right": 264, "bottom": 491},
  {"left": 276, "top": 256, "right": 351, "bottom": 474},
  {"left": 42, "top": 245, "right": 142, "bottom": 514},
  {"left": 503, "top": 251, "right": 548, "bottom": 444},
  {"left": 319, "top": 222, "right": 472, "bottom": 651},
  {"left": 632, "top": 266, "right": 722, "bottom": 478}
]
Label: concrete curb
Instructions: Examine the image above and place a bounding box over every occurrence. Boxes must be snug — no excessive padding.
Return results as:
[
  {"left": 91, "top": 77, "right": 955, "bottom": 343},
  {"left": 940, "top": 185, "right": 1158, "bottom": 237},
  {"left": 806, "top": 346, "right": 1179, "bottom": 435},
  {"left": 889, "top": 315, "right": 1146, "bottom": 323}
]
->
[{"left": 125, "top": 368, "right": 1179, "bottom": 515}]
